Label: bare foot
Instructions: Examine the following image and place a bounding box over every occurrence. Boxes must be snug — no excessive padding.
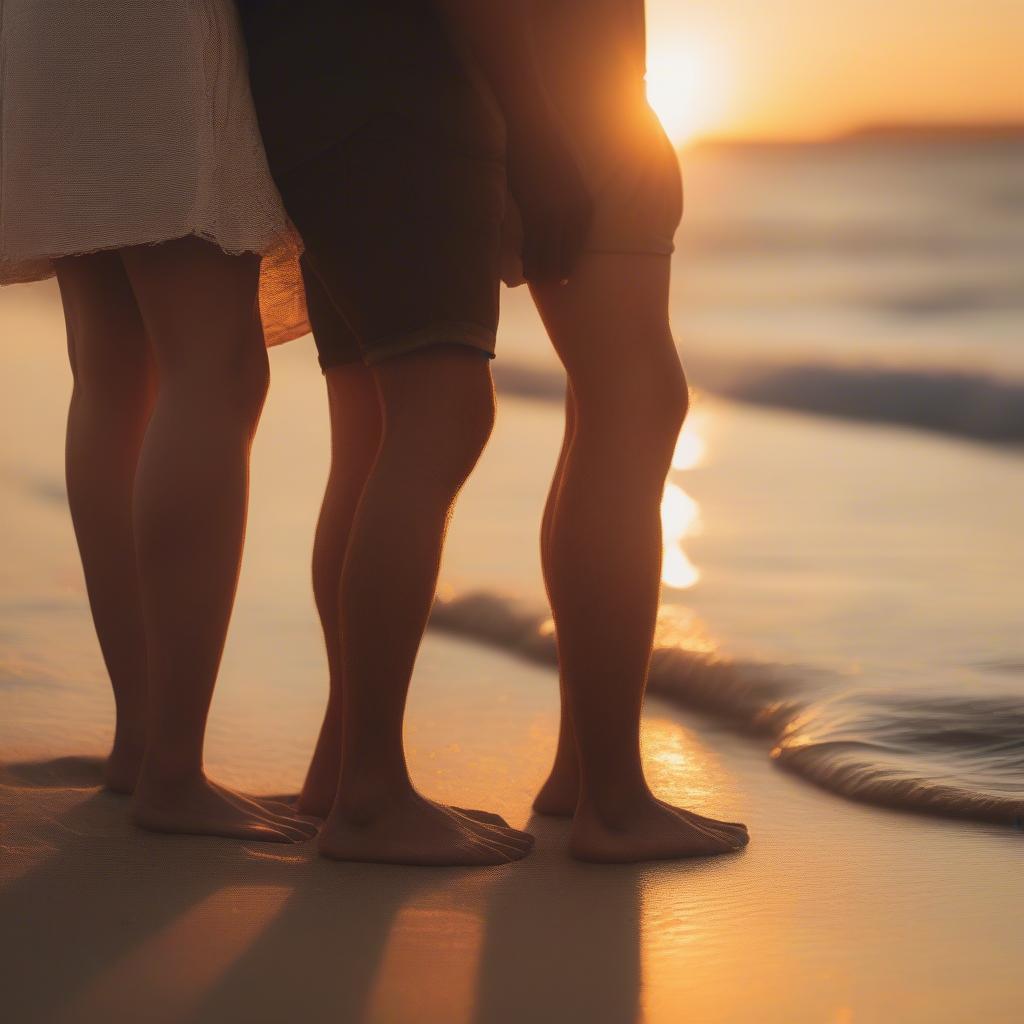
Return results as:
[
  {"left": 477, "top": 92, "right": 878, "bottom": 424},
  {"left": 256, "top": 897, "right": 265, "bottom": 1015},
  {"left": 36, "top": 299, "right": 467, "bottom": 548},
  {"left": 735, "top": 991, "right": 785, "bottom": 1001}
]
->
[
  {"left": 534, "top": 769, "right": 748, "bottom": 842},
  {"left": 319, "top": 791, "right": 534, "bottom": 866},
  {"left": 570, "top": 792, "right": 750, "bottom": 864},
  {"left": 132, "top": 774, "right": 321, "bottom": 843}
]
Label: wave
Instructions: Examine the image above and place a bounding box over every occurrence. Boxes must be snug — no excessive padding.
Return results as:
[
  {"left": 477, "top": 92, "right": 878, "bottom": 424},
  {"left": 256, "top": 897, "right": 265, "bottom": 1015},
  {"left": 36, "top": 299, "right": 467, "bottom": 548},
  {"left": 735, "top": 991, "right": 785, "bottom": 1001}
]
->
[
  {"left": 493, "top": 359, "right": 1024, "bottom": 446},
  {"left": 430, "top": 591, "right": 1024, "bottom": 827}
]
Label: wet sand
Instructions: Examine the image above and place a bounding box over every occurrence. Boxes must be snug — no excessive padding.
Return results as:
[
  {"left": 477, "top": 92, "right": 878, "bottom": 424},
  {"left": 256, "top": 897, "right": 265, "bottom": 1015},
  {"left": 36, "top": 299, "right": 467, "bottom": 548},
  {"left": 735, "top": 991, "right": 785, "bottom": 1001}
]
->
[
  {"left": 2, "top": 631, "right": 1022, "bottom": 1024},
  {"left": 2, "top": 286, "right": 1022, "bottom": 1022}
]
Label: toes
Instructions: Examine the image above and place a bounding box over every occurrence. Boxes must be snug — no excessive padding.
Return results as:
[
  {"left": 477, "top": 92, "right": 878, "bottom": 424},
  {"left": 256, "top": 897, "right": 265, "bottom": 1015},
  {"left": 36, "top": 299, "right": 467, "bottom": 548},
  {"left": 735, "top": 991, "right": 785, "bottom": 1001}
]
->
[
  {"left": 671, "top": 807, "right": 749, "bottom": 848},
  {"left": 444, "top": 811, "right": 531, "bottom": 862},
  {"left": 702, "top": 825, "right": 746, "bottom": 852},
  {"left": 454, "top": 814, "right": 535, "bottom": 851},
  {"left": 217, "top": 787, "right": 319, "bottom": 839},
  {"left": 468, "top": 834, "right": 528, "bottom": 863},
  {"left": 255, "top": 797, "right": 301, "bottom": 816},
  {"left": 271, "top": 816, "right": 320, "bottom": 841},
  {"left": 453, "top": 807, "right": 510, "bottom": 828},
  {"left": 235, "top": 822, "right": 302, "bottom": 844},
  {"left": 663, "top": 810, "right": 741, "bottom": 853}
]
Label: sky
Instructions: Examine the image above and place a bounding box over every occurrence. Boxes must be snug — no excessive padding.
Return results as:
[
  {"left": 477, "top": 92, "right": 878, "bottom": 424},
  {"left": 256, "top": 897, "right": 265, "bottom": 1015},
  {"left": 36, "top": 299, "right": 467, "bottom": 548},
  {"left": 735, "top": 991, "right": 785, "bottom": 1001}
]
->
[{"left": 644, "top": 0, "right": 1024, "bottom": 143}]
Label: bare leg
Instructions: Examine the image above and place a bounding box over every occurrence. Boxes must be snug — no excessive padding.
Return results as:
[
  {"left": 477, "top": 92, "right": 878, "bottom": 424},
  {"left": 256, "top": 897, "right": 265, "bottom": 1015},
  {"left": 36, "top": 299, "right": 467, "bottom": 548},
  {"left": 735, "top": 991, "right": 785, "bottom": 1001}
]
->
[
  {"left": 532, "top": 391, "right": 582, "bottom": 815},
  {"left": 534, "top": 394, "right": 743, "bottom": 831},
  {"left": 302, "top": 363, "right": 382, "bottom": 817},
  {"left": 300, "top": 362, "right": 511, "bottom": 827},
  {"left": 317, "top": 346, "right": 533, "bottom": 865},
  {"left": 56, "top": 254, "right": 155, "bottom": 793},
  {"left": 531, "top": 254, "right": 749, "bottom": 862},
  {"left": 81, "top": 236, "right": 315, "bottom": 842}
]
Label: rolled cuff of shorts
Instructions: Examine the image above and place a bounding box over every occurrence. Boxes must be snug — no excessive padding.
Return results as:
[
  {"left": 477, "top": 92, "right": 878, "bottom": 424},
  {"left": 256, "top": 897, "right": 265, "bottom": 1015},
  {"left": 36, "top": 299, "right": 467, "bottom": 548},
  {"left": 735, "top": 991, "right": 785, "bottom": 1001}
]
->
[
  {"left": 317, "top": 320, "right": 497, "bottom": 372},
  {"left": 500, "top": 237, "right": 676, "bottom": 290}
]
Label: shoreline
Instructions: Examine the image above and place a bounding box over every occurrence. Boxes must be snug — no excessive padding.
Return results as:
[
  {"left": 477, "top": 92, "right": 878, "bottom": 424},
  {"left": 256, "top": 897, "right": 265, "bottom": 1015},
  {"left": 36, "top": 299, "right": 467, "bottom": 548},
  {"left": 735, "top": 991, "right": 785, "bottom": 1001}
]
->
[{"left": 3, "top": 633, "right": 1022, "bottom": 1024}]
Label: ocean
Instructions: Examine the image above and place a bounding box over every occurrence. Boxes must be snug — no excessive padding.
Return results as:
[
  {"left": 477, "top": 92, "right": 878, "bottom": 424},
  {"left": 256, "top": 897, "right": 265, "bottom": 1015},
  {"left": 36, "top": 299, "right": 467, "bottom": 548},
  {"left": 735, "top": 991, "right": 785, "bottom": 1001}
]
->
[
  {"left": 1, "top": 136, "right": 1022, "bottom": 828},
  {"left": 499, "top": 134, "right": 1024, "bottom": 441},
  {"left": 450, "top": 135, "right": 1024, "bottom": 826}
]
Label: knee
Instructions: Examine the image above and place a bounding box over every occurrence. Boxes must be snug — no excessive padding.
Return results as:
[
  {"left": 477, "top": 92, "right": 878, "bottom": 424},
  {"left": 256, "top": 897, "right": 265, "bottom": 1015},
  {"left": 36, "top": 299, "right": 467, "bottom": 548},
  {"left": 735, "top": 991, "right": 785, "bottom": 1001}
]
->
[
  {"left": 455, "top": 375, "right": 497, "bottom": 462},
  {"left": 427, "top": 375, "right": 495, "bottom": 490},
  {"left": 165, "top": 324, "right": 270, "bottom": 424},
  {"left": 233, "top": 341, "right": 271, "bottom": 423},
  {"left": 577, "top": 353, "right": 689, "bottom": 459},
  {"left": 69, "top": 342, "right": 156, "bottom": 423},
  {"left": 383, "top": 366, "right": 495, "bottom": 494},
  {"left": 653, "top": 362, "right": 690, "bottom": 441}
]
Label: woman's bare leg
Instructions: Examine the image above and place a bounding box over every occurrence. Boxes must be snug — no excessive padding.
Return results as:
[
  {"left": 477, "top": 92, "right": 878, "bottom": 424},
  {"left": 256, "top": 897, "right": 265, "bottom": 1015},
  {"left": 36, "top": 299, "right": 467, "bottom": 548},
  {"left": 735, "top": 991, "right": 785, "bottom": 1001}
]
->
[
  {"left": 531, "top": 254, "right": 749, "bottom": 862},
  {"left": 106, "top": 236, "right": 316, "bottom": 842},
  {"left": 302, "top": 363, "right": 382, "bottom": 817},
  {"left": 56, "top": 254, "right": 155, "bottom": 793}
]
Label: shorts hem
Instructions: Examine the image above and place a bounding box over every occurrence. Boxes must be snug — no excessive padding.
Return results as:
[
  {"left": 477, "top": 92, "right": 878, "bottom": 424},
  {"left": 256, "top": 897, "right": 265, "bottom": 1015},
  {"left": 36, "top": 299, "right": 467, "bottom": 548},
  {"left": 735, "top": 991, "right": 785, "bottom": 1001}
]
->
[
  {"left": 318, "top": 321, "right": 497, "bottom": 372},
  {"left": 501, "top": 240, "right": 675, "bottom": 289}
]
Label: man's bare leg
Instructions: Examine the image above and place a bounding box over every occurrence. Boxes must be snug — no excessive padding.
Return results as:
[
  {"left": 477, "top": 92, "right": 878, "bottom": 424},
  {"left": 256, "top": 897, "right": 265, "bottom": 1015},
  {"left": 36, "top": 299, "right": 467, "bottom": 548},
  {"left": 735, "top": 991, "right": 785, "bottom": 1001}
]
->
[
  {"left": 534, "top": 395, "right": 746, "bottom": 834},
  {"left": 301, "top": 364, "right": 382, "bottom": 817},
  {"left": 531, "top": 254, "right": 749, "bottom": 862},
  {"left": 317, "top": 346, "right": 534, "bottom": 865},
  {"left": 296, "top": 362, "right": 513, "bottom": 828}
]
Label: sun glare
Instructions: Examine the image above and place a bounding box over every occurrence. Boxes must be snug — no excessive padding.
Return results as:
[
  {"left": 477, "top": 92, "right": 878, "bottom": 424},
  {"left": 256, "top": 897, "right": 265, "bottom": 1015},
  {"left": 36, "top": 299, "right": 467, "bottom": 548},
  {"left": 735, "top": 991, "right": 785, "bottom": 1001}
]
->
[
  {"left": 646, "top": 39, "right": 728, "bottom": 146},
  {"left": 661, "top": 481, "right": 701, "bottom": 590},
  {"left": 671, "top": 410, "right": 707, "bottom": 471}
]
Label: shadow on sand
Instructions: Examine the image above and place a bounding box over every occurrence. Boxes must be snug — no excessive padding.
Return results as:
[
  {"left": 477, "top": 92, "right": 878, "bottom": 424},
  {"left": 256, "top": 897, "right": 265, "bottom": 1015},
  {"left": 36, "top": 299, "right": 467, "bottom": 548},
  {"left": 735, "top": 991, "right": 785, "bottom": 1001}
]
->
[{"left": 0, "top": 758, "right": 717, "bottom": 1024}]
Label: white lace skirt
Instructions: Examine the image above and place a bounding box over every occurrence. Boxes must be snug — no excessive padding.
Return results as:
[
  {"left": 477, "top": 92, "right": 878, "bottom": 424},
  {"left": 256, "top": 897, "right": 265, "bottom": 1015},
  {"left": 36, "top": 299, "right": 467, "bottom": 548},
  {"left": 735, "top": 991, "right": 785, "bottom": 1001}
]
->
[{"left": 0, "top": 0, "right": 308, "bottom": 345}]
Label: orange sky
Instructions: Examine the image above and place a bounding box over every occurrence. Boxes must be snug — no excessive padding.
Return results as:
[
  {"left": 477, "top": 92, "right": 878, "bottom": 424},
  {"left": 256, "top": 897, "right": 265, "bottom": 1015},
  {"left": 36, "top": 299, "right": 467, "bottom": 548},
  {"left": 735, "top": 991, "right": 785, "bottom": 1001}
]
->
[{"left": 645, "top": 0, "right": 1024, "bottom": 142}]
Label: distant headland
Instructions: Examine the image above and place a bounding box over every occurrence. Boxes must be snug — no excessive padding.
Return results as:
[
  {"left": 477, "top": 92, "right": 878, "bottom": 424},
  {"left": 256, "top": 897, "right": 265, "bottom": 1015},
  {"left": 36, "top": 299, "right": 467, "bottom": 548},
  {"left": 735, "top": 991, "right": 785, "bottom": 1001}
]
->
[{"left": 691, "top": 121, "right": 1024, "bottom": 149}]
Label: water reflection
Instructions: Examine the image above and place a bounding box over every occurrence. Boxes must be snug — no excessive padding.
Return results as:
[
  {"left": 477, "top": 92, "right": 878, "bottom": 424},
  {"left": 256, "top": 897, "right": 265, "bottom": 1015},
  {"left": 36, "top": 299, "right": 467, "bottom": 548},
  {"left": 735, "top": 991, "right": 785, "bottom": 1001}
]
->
[
  {"left": 671, "top": 410, "right": 707, "bottom": 471},
  {"left": 661, "top": 410, "right": 706, "bottom": 590}
]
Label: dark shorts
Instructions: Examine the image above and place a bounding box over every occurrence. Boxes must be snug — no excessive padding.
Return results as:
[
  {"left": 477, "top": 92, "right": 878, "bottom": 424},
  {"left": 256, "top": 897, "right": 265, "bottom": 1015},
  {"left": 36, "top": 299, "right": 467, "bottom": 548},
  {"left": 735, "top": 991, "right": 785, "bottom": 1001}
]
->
[{"left": 275, "top": 117, "right": 507, "bottom": 371}]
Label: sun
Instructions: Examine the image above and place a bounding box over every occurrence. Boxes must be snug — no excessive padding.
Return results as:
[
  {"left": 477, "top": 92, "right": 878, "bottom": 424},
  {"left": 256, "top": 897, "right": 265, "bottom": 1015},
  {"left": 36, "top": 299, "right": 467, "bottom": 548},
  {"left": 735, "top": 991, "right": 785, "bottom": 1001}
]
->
[{"left": 645, "top": 39, "right": 728, "bottom": 146}]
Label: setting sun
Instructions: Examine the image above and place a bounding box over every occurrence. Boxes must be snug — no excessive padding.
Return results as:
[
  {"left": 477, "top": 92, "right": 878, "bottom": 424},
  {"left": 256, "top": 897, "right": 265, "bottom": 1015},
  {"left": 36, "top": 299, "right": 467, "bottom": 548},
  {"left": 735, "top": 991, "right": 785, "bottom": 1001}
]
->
[{"left": 646, "top": 38, "right": 729, "bottom": 146}]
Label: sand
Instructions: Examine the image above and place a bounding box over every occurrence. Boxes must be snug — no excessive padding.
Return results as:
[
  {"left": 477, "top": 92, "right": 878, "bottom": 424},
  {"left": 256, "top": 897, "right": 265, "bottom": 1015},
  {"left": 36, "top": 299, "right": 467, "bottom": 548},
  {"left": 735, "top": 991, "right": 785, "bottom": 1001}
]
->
[
  {"left": 2, "top": 285, "right": 1022, "bottom": 1022},
  {"left": 2, "top": 632, "right": 1022, "bottom": 1024}
]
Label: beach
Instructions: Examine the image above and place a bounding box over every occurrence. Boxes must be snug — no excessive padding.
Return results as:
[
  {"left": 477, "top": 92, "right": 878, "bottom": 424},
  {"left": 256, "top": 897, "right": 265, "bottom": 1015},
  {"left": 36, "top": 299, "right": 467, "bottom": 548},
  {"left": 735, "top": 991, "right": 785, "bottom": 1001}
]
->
[
  {"left": 2, "top": 279, "right": 1023, "bottom": 1021},
  {"left": 3, "top": 132, "right": 1024, "bottom": 1021},
  {"left": 3, "top": 636, "right": 1022, "bottom": 1024}
]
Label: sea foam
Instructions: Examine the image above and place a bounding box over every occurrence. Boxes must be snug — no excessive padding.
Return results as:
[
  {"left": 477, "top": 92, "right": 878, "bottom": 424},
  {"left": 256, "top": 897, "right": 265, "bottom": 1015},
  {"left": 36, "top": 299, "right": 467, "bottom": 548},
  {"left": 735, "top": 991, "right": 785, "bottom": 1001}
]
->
[{"left": 431, "top": 590, "right": 1024, "bottom": 828}]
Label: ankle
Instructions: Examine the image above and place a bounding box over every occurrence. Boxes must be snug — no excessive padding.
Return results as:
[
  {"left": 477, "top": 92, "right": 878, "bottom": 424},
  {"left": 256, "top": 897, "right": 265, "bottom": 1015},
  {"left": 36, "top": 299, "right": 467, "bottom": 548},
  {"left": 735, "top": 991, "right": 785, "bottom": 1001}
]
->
[
  {"left": 110, "top": 725, "right": 147, "bottom": 756},
  {"left": 333, "top": 774, "right": 416, "bottom": 823},
  {"left": 577, "top": 778, "right": 655, "bottom": 823},
  {"left": 135, "top": 757, "right": 205, "bottom": 795}
]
